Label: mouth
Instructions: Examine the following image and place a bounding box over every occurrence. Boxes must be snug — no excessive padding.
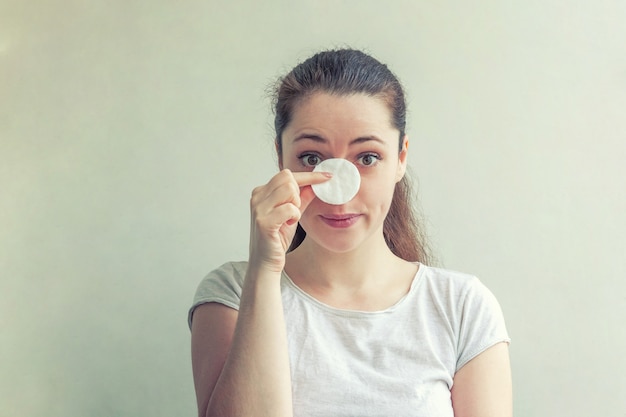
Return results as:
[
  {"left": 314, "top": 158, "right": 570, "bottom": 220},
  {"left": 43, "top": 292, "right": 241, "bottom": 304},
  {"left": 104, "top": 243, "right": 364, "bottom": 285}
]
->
[{"left": 319, "top": 213, "right": 362, "bottom": 228}]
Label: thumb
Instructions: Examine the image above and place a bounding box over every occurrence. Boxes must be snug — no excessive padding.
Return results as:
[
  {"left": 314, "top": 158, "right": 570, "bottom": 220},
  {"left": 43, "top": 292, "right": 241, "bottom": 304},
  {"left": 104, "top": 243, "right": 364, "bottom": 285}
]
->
[{"left": 298, "top": 185, "right": 318, "bottom": 214}]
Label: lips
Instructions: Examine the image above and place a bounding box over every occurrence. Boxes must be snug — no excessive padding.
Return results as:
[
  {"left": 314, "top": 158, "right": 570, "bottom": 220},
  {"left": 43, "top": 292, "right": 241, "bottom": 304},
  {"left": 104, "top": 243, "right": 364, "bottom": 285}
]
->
[{"left": 319, "top": 213, "right": 362, "bottom": 228}]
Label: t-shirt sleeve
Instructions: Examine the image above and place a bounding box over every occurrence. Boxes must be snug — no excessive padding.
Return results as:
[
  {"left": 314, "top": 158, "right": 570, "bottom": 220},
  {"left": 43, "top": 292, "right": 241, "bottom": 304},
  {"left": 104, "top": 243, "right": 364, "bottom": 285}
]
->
[
  {"left": 455, "top": 277, "right": 510, "bottom": 372},
  {"left": 187, "top": 261, "right": 246, "bottom": 329}
]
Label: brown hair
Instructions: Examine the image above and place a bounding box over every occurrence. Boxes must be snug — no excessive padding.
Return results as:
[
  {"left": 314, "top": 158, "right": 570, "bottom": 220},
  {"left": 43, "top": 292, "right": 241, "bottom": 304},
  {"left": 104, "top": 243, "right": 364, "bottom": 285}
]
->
[{"left": 273, "top": 48, "right": 431, "bottom": 264}]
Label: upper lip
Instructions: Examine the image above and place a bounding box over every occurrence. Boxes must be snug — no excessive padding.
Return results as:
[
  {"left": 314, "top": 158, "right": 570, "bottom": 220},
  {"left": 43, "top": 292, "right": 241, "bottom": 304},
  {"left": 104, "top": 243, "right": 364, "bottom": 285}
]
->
[{"left": 320, "top": 213, "right": 361, "bottom": 220}]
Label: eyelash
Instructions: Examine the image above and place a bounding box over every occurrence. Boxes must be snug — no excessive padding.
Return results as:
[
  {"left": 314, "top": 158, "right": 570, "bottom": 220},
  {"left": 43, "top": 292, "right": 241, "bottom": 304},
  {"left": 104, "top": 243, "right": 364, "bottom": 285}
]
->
[
  {"left": 357, "top": 153, "right": 382, "bottom": 167},
  {"left": 297, "top": 152, "right": 382, "bottom": 168},
  {"left": 298, "top": 152, "right": 323, "bottom": 167}
]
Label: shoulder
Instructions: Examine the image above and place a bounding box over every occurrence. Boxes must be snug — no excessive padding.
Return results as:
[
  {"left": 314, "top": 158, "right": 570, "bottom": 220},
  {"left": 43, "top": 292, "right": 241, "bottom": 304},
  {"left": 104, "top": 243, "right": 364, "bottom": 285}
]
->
[
  {"left": 414, "top": 264, "right": 508, "bottom": 341},
  {"left": 417, "top": 263, "right": 485, "bottom": 301},
  {"left": 197, "top": 261, "right": 248, "bottom": 295},
  {"left": 206, "top": 261, "right": 249, "bottom": 284},
  {"left": 420, "top": 265, "right": 510, "bottom": 370},
  {"left": 188, "top": 261, "right": 248, "bottom": 328}
]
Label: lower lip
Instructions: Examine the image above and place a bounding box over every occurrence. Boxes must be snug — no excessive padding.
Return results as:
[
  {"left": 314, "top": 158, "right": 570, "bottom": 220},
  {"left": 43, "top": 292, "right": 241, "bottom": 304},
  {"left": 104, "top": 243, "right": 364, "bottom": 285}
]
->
[{"left": 320, "top": 215, "right": 361, "bottom": 228}]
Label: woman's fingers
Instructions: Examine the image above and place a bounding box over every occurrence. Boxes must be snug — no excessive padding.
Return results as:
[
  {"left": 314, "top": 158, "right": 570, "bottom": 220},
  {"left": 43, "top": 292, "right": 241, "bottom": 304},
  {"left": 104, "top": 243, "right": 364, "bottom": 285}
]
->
[
  {"left": 248, "top": 169, "right": 332, "bottom": 269},
  {"left": 252, "top": 176, "right": 301, "bottom": 211},
  {"left": 291, "top": 170, "right": 333, "bottom": 188},
  {"left": 252, "top": 170, "right": 331, "bottom": 211},
  {"left": 292, "top": 171, "right": 332, "bottom": 213},
  {"left": 298, "top": 185, "right": 318, "bottom": 215},
  {"left": 251, "top": 169, "right": 333, "bottom": 232}
]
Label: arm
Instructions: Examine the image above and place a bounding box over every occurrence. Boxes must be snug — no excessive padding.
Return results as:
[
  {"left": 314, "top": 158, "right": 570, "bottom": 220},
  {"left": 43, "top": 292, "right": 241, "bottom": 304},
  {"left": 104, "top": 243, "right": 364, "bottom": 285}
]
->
[
  {"left": 190, "top": 170, "right": 331, "bottom": 417},
  {"left": 191, "top": 269, "right": 292, "bottom": 417},
  {"left": 191, "top": 303, "right": 238, "bottom": 416},
  {"left": 451, "top": 342, "right": 512, "bottom": 417}
]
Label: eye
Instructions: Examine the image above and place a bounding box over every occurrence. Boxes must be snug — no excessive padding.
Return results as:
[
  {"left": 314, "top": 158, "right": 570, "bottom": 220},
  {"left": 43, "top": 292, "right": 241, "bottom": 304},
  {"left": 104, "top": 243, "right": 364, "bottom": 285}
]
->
[
  {"left": 357, "top": 153, "right": 381, "bottom": 167},
  {"left": 299, "top": 153, "right": 323, "bottom": 167}
]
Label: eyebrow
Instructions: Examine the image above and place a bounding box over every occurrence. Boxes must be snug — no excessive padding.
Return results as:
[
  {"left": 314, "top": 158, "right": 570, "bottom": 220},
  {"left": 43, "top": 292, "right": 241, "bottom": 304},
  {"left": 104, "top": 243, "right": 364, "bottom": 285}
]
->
[{"left": 292, "top": 133, "right": 385, "bottom": 145}]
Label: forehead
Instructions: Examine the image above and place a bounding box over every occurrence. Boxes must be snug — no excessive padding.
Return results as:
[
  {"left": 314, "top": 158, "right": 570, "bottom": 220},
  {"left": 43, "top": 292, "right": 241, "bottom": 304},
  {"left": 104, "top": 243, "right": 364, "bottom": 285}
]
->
[{"left": 285, "top": 92, "right": 396, "bottom": 137}]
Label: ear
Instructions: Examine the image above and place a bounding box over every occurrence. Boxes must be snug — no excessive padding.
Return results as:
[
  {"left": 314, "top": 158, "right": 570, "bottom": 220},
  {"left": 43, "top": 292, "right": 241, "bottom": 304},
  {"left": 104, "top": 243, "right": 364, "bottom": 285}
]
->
[{"left": 395, "top": 135, "right": 409, "bottom": 182}]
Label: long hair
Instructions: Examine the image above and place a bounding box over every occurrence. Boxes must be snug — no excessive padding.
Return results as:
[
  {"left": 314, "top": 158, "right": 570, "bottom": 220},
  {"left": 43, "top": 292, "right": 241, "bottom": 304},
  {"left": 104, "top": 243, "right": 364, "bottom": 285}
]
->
[{"left": 273, "top": 48, "right": 432, "bottom": 264}]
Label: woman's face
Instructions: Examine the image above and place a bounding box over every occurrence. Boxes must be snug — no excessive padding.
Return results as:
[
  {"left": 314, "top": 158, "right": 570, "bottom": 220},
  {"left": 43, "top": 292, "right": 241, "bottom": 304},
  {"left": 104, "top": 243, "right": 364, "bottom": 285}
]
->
[{"left": 281, "top": 92, "right": 408, "bottom": 254}]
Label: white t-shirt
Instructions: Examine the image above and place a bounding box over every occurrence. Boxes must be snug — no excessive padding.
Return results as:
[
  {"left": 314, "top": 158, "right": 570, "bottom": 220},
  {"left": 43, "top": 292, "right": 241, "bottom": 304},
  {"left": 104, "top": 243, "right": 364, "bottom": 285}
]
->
[{"left": 189, "top": 261, "right": 510, "bottom": 417}]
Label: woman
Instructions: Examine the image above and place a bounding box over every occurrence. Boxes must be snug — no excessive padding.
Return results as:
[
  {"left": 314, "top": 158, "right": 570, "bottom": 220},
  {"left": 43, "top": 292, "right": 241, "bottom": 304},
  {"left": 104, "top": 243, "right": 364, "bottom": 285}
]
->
[{"left": 189, "top": 49, "right": 512, "bottom": 417}]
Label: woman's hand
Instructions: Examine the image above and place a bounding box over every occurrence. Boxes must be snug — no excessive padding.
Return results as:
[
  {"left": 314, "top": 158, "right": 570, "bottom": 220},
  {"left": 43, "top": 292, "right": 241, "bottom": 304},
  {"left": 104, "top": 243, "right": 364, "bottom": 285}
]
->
[{"left": 248, "top": 169, "right": 331, "bottom": 273}]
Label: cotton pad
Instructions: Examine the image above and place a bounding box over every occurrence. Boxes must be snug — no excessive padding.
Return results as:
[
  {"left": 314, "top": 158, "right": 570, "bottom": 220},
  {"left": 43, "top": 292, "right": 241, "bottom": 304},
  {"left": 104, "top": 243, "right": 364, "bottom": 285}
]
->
[{"left": 311, "top": 158, "right": 361, "bottom": 205}]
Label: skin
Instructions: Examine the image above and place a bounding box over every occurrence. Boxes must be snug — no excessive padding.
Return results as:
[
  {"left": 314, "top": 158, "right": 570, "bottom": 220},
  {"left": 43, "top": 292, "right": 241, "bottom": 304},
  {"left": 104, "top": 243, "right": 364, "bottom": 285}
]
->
[
  {"left": 280, "top": 93, "right": 417, "bottom": 310},
  {"left": 191, "top": 92, "right": 512, "bottom": 417}
]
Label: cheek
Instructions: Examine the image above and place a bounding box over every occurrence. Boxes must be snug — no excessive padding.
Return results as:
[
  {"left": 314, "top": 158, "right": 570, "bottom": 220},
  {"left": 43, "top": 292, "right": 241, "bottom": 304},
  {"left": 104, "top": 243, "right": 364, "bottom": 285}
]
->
[
  {"left": 357, "top": 175, "right": 396, "bottom": 207},
  {"left": 282, "top": 156, "right": 311, "bottom": 173},
  {"left": 360, "top": 166, "right": 397, "bottom": 192}
]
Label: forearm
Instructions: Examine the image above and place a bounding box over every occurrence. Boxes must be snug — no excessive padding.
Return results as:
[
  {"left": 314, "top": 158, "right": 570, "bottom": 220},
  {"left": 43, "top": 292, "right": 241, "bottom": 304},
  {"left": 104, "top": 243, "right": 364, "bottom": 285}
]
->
[{"left": 206, "top": 267, "right": 292, "bottom": 417}]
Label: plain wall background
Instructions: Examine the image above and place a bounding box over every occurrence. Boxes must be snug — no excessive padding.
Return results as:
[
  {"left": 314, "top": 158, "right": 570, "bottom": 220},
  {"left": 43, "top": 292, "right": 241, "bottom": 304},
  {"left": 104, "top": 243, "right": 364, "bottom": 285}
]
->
[{"left": 1, "top": 1, "right": 625, "bottom": 416}]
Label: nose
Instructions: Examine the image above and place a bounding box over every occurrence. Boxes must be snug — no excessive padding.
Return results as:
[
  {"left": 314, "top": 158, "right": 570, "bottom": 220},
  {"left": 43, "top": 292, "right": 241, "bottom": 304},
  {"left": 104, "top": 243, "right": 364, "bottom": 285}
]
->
[{"left": 311, "top": 158, "right": 361, "bottom": 205}]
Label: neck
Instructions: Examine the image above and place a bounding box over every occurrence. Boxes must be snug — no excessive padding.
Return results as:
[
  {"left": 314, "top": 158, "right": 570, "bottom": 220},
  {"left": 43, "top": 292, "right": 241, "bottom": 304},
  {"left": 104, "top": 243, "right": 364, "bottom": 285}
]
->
[
  {"left": 284, "top": 233, "right": 419, "bottom": 312},
  {"left": 285, "top": 234, "right": 399, "bottom": 291}
]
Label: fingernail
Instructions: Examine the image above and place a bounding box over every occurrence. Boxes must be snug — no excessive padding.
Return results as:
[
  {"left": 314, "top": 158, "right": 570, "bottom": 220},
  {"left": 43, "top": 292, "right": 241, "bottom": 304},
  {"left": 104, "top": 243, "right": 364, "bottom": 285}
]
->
[{"left": 322, "top": 172, "right": 333, "bottom": 178}]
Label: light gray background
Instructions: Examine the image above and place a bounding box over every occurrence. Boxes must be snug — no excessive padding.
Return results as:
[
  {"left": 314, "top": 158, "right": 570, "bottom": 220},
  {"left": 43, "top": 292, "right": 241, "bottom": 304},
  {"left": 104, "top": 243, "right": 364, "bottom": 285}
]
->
[{"left": 2, "top": 1, "right": 625, "bottom": 416}]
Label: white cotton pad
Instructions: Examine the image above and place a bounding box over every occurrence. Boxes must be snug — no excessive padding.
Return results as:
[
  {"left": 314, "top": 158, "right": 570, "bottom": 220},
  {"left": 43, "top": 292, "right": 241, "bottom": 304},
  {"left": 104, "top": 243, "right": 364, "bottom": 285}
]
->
[{"left": 311, "top": 158, "right": 361, "bottom": 205}]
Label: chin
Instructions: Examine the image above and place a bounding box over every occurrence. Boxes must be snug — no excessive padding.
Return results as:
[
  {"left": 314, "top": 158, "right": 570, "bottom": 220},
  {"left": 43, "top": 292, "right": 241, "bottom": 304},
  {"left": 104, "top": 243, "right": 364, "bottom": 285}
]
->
[{"left": 300, "top": 228, "right": 369, "bottom": 255}]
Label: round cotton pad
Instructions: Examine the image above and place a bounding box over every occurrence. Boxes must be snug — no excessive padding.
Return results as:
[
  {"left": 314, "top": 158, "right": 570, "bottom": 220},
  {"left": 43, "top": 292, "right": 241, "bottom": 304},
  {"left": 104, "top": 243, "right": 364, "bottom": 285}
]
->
[{"left": 311, "top": 158, "right": 361, "bottom": 205}]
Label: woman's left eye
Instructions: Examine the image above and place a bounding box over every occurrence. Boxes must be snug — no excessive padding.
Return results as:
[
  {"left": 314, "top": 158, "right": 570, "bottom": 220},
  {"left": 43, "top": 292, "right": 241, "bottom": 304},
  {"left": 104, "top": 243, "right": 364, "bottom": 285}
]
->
[{"left": 357, "top": 153, "right": 381, "bottom": 167}]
